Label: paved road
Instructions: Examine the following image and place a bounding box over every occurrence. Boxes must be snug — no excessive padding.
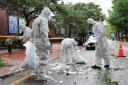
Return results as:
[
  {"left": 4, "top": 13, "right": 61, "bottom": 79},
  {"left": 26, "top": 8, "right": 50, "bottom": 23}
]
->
[
  {"left": 1, "top": 41, "right": 128, "bottom": 85},
  {"left": 2, "top": 47, "right": 128, "bottom": 85}
]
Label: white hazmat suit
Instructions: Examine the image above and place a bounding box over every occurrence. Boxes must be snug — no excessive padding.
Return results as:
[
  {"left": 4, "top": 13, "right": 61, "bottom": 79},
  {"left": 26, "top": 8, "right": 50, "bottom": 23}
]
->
[
  {"left": 18, "top": 25, "right": 39, "bottom": 69},
  {"left": 11, "top": 25, "right": 38, "bottom": 71},
  {"left": 18, "top": 24, "right": 32, "bottom": 43},
  {"left": 60, "top": 37, "right": 77, "bottom": 64},
  {"left": 87, "top": 18, "right": 110, "bottom": 68},
  {"left": 31, "top": 7, "right": 53, "bottom": 63},
  {"left": 31, "top": 7, "right": 55, "bottom": 80}
]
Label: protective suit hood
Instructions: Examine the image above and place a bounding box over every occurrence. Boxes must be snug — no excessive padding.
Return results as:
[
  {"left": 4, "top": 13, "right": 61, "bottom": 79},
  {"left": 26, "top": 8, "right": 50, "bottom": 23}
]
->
[
  {"left": 87, "top": 18, "right": 96, "bottom": 25},
  {"left": 19, "top": 24, "right": 27, "bottom": 31},
  {"left": 40, "top": 7, "right": 53, "bottom": 19}
]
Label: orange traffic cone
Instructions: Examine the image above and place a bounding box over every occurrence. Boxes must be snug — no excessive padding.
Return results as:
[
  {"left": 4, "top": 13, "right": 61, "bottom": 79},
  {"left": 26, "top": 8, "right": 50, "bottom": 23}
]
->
[{"left": 117, "top": 41, "right": 126, "bottom": 57}]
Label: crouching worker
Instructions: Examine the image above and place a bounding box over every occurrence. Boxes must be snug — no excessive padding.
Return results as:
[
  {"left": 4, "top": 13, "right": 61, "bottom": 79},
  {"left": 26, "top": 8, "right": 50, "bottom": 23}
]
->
[{"left": 60, "top": 35, "right": 86, "bottom": 64}]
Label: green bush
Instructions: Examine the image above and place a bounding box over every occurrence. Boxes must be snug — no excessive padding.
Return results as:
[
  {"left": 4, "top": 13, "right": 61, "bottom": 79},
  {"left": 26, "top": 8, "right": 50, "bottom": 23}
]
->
[
  {"left": 0, "top": 39, "right": 21, "bottom": 48},
  {"left": 0, "top": 40, "right": 5, "bottom": 47},
  {"left": 0, "top": 57, "right": 5, "bottom": 68}
]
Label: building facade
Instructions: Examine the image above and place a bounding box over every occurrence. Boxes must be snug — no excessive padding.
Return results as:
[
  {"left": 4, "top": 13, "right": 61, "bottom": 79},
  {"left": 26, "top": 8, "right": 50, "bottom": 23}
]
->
[{"left": 0, "top": 9, "right": 8, "bottom": 35}]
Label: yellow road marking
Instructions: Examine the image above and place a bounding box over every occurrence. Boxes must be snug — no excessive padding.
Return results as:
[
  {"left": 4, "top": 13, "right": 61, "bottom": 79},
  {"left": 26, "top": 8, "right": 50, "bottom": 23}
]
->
[{"left": 8, "top": 70, "right": 33, "bottom": 85}]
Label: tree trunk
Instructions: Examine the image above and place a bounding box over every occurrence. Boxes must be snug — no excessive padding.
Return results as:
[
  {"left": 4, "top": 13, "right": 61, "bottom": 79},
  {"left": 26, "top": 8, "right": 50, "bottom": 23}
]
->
[{"left": 26, "top": 19, "right": 30, "bottom": 26}]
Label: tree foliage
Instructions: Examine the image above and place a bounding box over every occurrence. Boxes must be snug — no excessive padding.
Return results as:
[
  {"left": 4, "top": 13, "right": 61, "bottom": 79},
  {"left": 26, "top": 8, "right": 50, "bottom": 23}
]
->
[
  {"left": 0, "top": 0, "right": 103, "bottom": 37},
  {"left": 108, "top": 0, "right": 128, "bottom": 32},
  {"left": 0, "top": 0, "right": 58, "bottom": 26},
  {"left": 54, "top": 2, "right": 103, "bottom": 37}
]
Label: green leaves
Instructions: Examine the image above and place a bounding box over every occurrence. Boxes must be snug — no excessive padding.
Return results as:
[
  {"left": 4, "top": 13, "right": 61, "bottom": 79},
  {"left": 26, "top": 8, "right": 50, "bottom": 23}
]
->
[
  {"left": 100, "top": 73, "right": 119, "bottom": 85},
  {"left": 108, "top": 0, "right": 128, "bottom": 32},
  {"left": 55, "top": 2, "right": 103, "bottom": 36},
  {"left": 0, "top": 0, "right": 58, "bottom": 26}
]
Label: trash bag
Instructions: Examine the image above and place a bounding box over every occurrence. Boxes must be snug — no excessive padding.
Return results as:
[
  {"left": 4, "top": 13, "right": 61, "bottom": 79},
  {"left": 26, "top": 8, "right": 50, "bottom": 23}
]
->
[
  {"left": 23, "top": 41, "right": 39, "bottom": 70},
  {"left": 72, "top": 49, "right": 86, "bottom": 64}
]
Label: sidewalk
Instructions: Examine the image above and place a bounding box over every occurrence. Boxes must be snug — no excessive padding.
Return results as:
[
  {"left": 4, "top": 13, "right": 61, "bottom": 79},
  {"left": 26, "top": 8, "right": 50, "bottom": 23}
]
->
[{"left": 0, "top": 43, "right": 61, "bottom": 77}]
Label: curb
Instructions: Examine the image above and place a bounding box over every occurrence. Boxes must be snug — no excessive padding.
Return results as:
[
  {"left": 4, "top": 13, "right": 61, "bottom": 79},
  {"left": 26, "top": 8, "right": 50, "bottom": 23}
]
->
[
  {"left": 0, "top": 67, "right": 24, "bottom": 78},
  {"left": 0, "top": 57, "right": 60, "bottom": 78}
]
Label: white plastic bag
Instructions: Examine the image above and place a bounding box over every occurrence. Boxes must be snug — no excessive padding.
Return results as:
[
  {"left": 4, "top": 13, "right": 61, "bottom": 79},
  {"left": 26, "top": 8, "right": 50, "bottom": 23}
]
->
[
  {"left": 23, "top": 41, "right": 39, "bottom": 69},
  {"left": 72, "top": 49, "right": 86, "bottom": 63}
]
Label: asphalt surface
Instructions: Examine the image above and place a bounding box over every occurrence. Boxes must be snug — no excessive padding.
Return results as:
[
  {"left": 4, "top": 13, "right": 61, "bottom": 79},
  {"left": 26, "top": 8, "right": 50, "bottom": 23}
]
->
[
  {"left": 2, "top": 49, "right": 128, "bottom": 85},
  {"left": 2, "top": 41, "right": 128, "bottom": 85}
]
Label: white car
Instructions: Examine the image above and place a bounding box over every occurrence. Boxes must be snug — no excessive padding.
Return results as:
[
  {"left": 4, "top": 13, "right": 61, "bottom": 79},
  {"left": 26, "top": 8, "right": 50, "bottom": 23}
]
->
[{"left": 83, "top": 35, "right": 96, "bottom": 50}]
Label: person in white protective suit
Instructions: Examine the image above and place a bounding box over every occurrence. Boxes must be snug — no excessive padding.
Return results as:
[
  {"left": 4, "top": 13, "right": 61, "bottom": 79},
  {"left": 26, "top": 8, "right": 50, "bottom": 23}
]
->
[
  {"left": 31, "top": 7, "right": 55, "bottom": 80},
  {"left": 61, "top": 36, "right": 86, "bottom": 64},
  {"left": 17, "top": 24, "right": 32, "bottom": 43},
  {"left": 87, "top": 18, "right": 110, "bottom": 69},
  {"left": 11, "top": 24, "right": 39, "bottom": 72},
  {"left": 60, "top": 35, "right": 79, "bottom": 64},
  {"left": 31, "top": 7, "right": 54, "bottom": 64}
]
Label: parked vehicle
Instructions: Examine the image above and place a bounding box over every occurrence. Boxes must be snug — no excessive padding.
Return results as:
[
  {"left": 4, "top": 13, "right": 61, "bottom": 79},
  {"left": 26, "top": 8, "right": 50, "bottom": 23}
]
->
[{"left": 83, "top": 35, "right": 96, "bottom": 50}]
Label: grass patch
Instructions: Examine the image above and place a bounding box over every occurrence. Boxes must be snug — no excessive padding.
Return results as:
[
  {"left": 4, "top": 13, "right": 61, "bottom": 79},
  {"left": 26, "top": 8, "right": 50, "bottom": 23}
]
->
[
  {"left": 101, "top": 73, "right": 119, "bottom": 85},
  {"left": 0, "top": 57, "right": 5, "bottom": 68}
]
